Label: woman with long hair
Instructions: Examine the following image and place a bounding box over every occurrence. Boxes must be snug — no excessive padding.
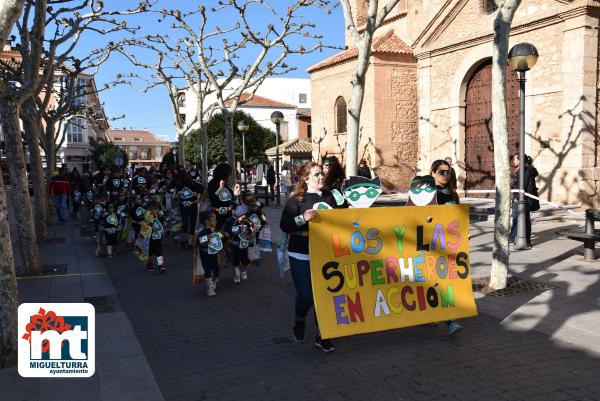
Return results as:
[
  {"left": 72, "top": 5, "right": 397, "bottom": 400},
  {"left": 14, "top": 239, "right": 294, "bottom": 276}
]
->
[
  {"left": 430, "top": 159, "right": 459, "bottom": 205},
  {"left": 280, "top": 162, "right": 338, "bottom": 352},
  {"left": 323, "top": 156, "right": 346, "bottom": 192},
  {"left": 430, "top": 159, "right": 462, "bottom": 335}
]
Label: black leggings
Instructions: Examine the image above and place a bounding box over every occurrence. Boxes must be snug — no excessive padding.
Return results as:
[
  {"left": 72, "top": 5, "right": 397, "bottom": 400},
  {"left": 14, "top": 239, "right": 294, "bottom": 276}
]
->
[{"left": 180, "top": 206, "right": 197, "bottom": 235}]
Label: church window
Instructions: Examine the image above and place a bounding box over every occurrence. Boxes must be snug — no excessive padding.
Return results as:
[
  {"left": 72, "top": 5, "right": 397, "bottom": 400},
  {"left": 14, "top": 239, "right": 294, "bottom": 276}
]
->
[
  {"left": 334, "top": 97, "right": 347, "bottom": 134},
  {"left": 481, "top": 0, "right": 498, "bottom": 14}
]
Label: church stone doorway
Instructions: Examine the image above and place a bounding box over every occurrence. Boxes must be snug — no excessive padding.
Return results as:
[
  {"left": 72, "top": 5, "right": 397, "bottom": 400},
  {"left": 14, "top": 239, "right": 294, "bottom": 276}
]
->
[{"left": 464, "top": 60, "right": 520, "bottom": 193}]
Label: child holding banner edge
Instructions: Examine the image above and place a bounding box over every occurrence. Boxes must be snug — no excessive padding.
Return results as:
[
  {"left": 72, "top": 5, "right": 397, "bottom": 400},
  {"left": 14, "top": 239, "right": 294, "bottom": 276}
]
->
[
  {"left": 280, "top": 162, "right": 339, "bottom": 353},
  {"left": 431, "top": 159, "right": 463, "bottom": 335}
]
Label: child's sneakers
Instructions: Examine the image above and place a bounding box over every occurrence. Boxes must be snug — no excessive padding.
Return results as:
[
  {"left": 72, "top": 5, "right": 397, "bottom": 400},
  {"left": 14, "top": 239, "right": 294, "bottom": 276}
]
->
[
  {"left": 206, "top": 278, "right": 216, "bottom": 297},
  {"left": 240, "top": 271, "right": 248, "bottom": 280},
  {"left": 159, "top": 264, "right": 166, "bottom": 274}
]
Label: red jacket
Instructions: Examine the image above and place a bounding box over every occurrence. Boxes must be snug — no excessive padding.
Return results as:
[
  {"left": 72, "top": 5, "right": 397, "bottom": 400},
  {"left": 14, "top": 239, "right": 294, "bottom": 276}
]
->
[{"left": 49, "top": 176, "right": 71, "bottom": 196}]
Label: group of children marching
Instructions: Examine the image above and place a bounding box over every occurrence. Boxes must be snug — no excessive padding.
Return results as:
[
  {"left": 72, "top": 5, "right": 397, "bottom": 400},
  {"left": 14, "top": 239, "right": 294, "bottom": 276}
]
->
[{"left": 72, "top": 165, "right": 269, "bottom": 297}]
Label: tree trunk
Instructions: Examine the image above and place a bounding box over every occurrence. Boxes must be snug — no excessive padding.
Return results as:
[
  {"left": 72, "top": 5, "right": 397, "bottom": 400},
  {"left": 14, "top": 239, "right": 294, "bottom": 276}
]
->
[
  {"left": 0, "top": 99, "right": 43, "bottom": 275},
  {"left": 223, "top": 109, "right": 236, "bottom": 183},
  {"left": 0, "top": 163, "right": 18, "bottom": 368},
  {"left": 43, "top": 124, "right": 57, "bottom": 175},
  {"left": 345, "top": 30, "right": 372, "bottom": 178},
  {"left": 22, "top": 106, "right": 49, "bottom": 242},
  {"left": 178, "top": 132, "right": 185, "bottom": 166},
  {"left": 201, "top": 126, "right": 209, "bottom": 185},
  {"left": 489, "top": 0, "right": 522, "bottom": 290},
  {"left": 346, "top": 66, "right": 368, "bottom": 176},
  {"left": 0, "top": 0, "right": 24, "bottom": 48}
]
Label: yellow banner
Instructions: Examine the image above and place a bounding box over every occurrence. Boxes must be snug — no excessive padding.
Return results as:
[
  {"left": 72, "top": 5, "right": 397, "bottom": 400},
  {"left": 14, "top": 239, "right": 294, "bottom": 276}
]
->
[{"left": 309, "top": 205, "right": 477, "bottom": 339}]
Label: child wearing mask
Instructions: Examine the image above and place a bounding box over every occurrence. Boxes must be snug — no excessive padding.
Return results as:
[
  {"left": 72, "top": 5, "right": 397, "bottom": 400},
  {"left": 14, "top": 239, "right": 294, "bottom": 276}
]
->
[
  {"left": 102, "top": 203, "right": 120, "bottom": 258},
  {"left": 196, "top": 211, "right": 223, "bottom": 296},
  {"left": 92, "top": 196, "right": 106, "bottom": 257},
  {"left": 71, "top": 185, "right": 82, "bottom": 220},
  {"left": 146, "top": 200, "right": 167, "bottom": 273},
  {"left": 225, "top": 204, "right": 256, "bottom": 284}
]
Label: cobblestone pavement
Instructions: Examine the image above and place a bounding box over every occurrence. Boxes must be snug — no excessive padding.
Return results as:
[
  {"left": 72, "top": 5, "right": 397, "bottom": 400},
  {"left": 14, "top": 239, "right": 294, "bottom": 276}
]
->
[{"left": 104, "top": 229, "right": 600, "bottom": 401}]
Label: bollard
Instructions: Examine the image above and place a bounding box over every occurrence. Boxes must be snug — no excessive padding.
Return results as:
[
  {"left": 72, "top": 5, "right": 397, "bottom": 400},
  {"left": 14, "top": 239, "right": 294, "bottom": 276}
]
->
[{"left": 584, "top": 209, "right": 597, "bottom": 261}]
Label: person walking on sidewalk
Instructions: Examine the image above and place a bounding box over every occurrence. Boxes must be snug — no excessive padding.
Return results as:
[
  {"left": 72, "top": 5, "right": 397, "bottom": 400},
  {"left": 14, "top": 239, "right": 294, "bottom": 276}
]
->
[
  {"left": 281, "top": 165, "right": 292, "bottom": 201},
  {"left": 208, "top": 163, "right": 239, "bottom": 232},
  {"left": 102, "top": 203, "right": 120, "bottom": 258},
  {"left": 266, "top": 162, "right": 276, "bottom": 200},
  {"left": 146, "top": 200, "right": 167, "bottom": 273},
  {"left": 431, "top": 159, "right": 462, "bottom": 335},
  {"left": 280, "top": 161, "right": 338, "bottom": 352},
  {"left": 224, "top": 204, "right": 255, "bottom": 284},
  {"left": 509, "top": 154, "right": 538, "bottom": 249},
  {"left": 49, "top": 168, "right": 71, "bottom": 222},
  {"left": 357, "top": 159, "right": 372, "bottom": 179},
  {"left": 176, "top": 170, "right": 203, "bottom": 250},
  {"left": 196, "top": 211, "right": 222, "bottom": 297}
]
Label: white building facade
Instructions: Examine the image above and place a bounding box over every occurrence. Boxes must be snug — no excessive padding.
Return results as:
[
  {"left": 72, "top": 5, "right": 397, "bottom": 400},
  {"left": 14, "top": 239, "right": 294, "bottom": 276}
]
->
[{"left": 181, "top": 77, "right": 311, "bottom": 141}]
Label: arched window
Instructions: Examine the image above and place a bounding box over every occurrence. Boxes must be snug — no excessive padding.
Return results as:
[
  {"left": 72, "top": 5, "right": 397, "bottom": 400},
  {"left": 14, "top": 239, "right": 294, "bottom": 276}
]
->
[
  {"left": 481, "top": 0, "right": 497, "bottom": 14},
  {"left": 334, "top": 96, "right": 347, "bottom": 134}
]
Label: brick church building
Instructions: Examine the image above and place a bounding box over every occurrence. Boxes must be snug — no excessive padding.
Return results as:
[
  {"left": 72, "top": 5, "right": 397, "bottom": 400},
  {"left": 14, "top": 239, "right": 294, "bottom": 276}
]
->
[{"left": 309, "top": 0, "right": 600, "bottom": 207}]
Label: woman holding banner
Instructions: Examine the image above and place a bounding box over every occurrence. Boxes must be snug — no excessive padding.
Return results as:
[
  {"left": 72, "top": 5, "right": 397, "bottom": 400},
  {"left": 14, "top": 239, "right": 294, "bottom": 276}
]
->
[
  {"left": 431, "top": 159, "right": 463, "bottom": 335},
  {"left": 280, "top": 162, "right": 338, "bottom": 353}
]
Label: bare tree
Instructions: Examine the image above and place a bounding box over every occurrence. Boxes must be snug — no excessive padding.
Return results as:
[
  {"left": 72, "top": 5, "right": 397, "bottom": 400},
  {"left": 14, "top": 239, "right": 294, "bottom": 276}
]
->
[
  {"left": 489, "top": 0, "right": 522, "bottom": 290},
  {"left": 0, "top": 0, "right": 23, "bottom": 369},
  {"left": 159, "top": 1, "right": 331, "bottom": 177},
  {"left": 112, "top": 36, "right": 216, "bottom": 170},
  {"left": 0, "top": 0, "right": 153, "bottom": 274},
  {"left": 0, "top": 0, "right": 23, "bottom": 48},
  {"left": 339, "top": 0, "right": 402, "bottom": 176},
  {"left": 0, "top": 0, "right": 46, "bottom": 275}
]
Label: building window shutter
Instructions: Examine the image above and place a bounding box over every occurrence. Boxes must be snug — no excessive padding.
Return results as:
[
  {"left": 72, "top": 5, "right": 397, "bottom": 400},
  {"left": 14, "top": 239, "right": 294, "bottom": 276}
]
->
[{"left": 335, "top": 96, "right": 347, "bottom": 134}]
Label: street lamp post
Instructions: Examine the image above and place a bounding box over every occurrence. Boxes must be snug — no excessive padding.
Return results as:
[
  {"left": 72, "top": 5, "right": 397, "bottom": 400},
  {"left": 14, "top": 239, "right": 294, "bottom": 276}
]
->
[
  {"left": 237, "top": 119, "right": 250, "bottom": 194},
  {"left": 270, "top": 111, "right": 284, "bottom": 207},
  {"left": 508, "top": 42, "right": 539, "bottom": 250}
]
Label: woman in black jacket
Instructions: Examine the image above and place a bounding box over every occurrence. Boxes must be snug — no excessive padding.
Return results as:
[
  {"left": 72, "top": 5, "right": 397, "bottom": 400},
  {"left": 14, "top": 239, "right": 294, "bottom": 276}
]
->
[
  {"left": 280, "top": 162, "right": 337, "bottom": 352},
  {"left": 509, "top": 154, "right": 538, "bottom": 248}
]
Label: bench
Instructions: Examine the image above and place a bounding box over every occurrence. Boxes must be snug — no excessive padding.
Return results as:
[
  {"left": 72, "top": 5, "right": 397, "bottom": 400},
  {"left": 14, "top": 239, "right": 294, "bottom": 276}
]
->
[
  {"left": 555, "top": 208, "right": 600, "bottom": 261},
  {"left": 254, "top": 185, "right": 271, "bottom": 206}
]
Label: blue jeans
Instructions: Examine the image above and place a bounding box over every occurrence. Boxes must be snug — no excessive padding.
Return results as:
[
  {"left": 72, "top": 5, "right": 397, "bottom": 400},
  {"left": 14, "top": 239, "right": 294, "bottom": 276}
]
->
[
  {"left": 509, "top": 202, "right": 531, "bottom": 245},
  {"left": 289, "top": 257, "right": 314, "bottom": 321},
  {"left": 54, "top": 194, "right": 68, "bottom": 221}
]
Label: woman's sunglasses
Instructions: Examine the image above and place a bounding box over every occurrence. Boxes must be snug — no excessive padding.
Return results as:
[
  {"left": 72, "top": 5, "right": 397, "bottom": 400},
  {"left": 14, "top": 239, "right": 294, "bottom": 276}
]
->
[{"left": 436, "top": 169, "right": 451, "bottom": 177}]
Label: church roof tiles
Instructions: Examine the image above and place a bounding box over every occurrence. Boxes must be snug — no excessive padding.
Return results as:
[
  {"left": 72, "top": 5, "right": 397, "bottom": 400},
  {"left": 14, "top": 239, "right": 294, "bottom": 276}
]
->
[{"left": 307, "top": 30, "right": 412, "bottom": 73}]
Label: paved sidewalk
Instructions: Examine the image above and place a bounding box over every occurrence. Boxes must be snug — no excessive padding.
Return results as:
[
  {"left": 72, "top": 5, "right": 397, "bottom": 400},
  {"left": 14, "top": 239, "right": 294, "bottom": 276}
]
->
[
  {"left": 104, "top": 204, "right": 599, "bottom": 400},
  {"left": 2, "top": 201, "right": 599, "bottom": 400},
  {"left": 0, "top": 209, "right": 164, "bottom": 401}
]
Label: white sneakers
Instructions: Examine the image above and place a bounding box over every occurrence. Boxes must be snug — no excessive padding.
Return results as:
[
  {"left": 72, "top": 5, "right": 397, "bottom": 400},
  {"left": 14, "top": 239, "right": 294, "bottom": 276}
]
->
[
  {"left": 206, "top": 278, "right": 216, "bottom": 297},
  {"left": 240, "top": 271, "right": 248, "bottom": 280},
  {"left": 233, "top": 267, "right": 241, "bottom": 284}
]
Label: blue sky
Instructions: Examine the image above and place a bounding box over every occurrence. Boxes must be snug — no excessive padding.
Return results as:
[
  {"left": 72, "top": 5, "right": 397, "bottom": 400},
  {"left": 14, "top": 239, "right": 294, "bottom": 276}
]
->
[{"left": 75, "top": 0, "right": 346, "bottom": 141}]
